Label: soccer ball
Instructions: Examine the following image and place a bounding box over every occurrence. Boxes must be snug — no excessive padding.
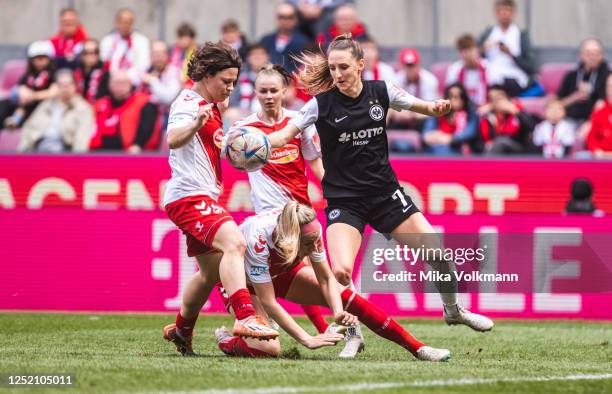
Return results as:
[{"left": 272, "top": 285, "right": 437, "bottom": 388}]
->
[{"left": 225, "top": 126, "right": 271, "bottom": 172}]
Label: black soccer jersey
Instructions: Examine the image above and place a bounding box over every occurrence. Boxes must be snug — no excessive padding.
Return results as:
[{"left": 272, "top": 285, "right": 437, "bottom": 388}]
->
[{"left": 290, "top": 80, "right": 417, "bottom": 198}]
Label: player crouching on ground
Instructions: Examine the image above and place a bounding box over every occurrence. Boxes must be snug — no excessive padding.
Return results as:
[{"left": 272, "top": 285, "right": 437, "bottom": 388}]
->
[{"left": 214, "top": 201, "right": 452, "bottom": 362}]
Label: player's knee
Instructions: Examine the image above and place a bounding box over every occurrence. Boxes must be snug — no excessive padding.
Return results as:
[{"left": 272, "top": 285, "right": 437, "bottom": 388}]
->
[
  {"left": 333, "top": 267, "right": 353, "bottom": 286},
  {"left": 224, "top": 235, "right": 247, "bottom": 257},
  {"left": 264, "top": 340, "right": 281, "bottom": 357}
]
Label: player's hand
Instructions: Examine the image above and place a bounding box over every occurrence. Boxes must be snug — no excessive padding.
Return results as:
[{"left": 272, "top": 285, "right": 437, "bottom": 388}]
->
[
  {"left": 302, "top": 333, "right": 344, "bottom": 349},
  {"left": 334, "top": 311, "right": 358, "bottom": 327},
  {"left": 194, "top": 103, "right": 214, "bottom": 129},
  {"left": 431, "top": 99, "right": 451, "bottom": 117}
]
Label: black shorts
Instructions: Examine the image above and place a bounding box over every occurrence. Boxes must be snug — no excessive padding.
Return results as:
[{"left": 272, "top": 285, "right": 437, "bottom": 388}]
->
[{"left": 324, "top": 187, "right": 421, "bottom": 236}]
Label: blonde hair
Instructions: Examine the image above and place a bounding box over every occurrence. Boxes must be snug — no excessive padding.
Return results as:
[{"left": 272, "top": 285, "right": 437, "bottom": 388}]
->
[
  {"left": 293, "top": 33, "right": 364, "bottom": 95},
  {"left": 274, "top": 200, "right": 317, "bottom": 266}
]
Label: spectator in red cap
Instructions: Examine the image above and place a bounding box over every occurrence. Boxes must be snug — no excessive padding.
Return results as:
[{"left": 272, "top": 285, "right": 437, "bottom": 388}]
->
[
  {"left": 586, "top": 73, "right": 612, "bottom": 159},
  {"left": 317, "top": 4, "right": 368, "bottom": 51},
  {"left": 388, "top": 48, "right": 438, "bottom": 131},
  {"left": 49, "top": 7, "right": 89, "bottom": 70}
]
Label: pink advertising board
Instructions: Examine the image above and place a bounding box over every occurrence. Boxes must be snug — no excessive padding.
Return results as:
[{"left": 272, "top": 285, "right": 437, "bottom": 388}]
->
[{"left": 1, "top": 155, "right": 611, "bottom": 319}]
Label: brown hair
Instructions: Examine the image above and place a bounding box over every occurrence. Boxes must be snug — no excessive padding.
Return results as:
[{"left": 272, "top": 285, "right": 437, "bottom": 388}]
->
[
  {"left": 59, "top": 7, "right": 78, "bottom": 17},
  {"left": 255, "top": 64, "right": 293, "bottom": 87},
  {"left": 177, "top": 22, "right": 196, "bottom": 38},
  {"left": 495, "top": 0, "right": 516, "bottom": 8},
  {"left": 187, "top": 41, "right": 242, "bottom": 82},
  {"left": 274, "top": 201, "right": 317, "bottom": 266},
  {"left": 221, "top": 19, "right": 240, "bottom": 33},
  {"left": 293, "top": 33, "right": 364, "bottom": 95},
  {"left": 456, "top": 34, "right": 477, "bottom": 50}
]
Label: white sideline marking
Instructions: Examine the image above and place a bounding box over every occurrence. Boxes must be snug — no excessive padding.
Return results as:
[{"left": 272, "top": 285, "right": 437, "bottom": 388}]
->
[{"left": 156, "top": 373, "right": 612, "bottom": 394}]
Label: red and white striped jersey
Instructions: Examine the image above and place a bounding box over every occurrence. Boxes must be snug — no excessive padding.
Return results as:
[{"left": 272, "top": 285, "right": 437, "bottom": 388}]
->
[
  {"left": 241, "top": 209, "right": 326, "bottom": 284},
  {"left": 230, "top": 109, "right": 321, "bottom": 213},
  {"left": 163, "top": 89, "right": 225, "bottom": 206}
]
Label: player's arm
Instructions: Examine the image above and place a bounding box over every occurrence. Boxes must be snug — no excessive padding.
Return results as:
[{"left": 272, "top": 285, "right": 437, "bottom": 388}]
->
[
  {"left": 309, "top": 244, "right": 358, "bottom": 327},
  {"left": 269, "top": 98, "right": 319, "bottom": 148},
  {"left": 307, "top": 158, "right": 324, "bottom": 181},
  {"left": 302, "top": 125, "right": 324, "bottom": 181},
  {"left": 386, "top": 81, "right": 451, "bottom": 118},
  {"left": 251, "top": 281, "right": 343, "bottom": 349},
  {"left": 268, "top": 123, "right": 301, "bottom": 148},
  {"left": 167, "top": 103, "right": 214, "bottom": 149}
]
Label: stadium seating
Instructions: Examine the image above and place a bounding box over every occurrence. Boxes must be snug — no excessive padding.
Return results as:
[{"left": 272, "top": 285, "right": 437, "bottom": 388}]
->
[
  {"left": 0, "top": 129, "right": 21, "bottom": 151},
  {"left": 539, "top": 62, "right": 575, "bottom": 95},
  {"left": 430, "top": 62, "right": 451, "bottom": 95},
  {"left": 518, "top": 96, "right": 547, "bottom": 118},
  {"left": 0, "top": 59, "right": 27, "bottom": 99},
  {"left": 387, "top": 129, "right": 422, "bottom": 152}
]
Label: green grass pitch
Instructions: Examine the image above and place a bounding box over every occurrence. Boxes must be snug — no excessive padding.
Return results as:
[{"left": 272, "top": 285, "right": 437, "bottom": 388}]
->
[{"left": 1, "top": 313, "right": 611, "bottom": 393}]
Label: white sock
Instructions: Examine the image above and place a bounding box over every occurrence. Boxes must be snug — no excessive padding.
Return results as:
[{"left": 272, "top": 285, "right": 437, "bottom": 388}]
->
[
  {"left": 430, "top": 260, "right": 458, "bottom": 307},
  {"left": 347, "top": 280, "right": 363, "bottom": 338}
]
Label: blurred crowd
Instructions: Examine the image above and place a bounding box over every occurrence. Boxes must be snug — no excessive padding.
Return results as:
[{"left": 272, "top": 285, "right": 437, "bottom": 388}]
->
[{"left": 0, "top": 0, "right": 610, "bottom": 159}]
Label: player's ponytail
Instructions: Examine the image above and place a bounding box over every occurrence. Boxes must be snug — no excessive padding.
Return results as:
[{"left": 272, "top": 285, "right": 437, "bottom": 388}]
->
[
  {"left": 274, "top": 201, "right": 317, "bottom": 266},
  {"left": 293, "top": 33, "right": 364, "bottom": 95}
]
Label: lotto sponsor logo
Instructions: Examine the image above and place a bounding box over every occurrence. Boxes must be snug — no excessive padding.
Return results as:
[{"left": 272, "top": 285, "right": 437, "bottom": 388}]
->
[
  {"left": 338, "top": 127, "right": 384, "bottom": 145},
  {"left": 268, "top": 144, "right": 299, "bottom": 164},
  {"left": 213, "top": 129, "right": 224, "bottom": 149}
]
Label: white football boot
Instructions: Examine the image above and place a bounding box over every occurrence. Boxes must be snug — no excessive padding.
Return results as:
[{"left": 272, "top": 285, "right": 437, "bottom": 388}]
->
[
  {"left": 214, "top": 326, "right": 232, "bottom": 344},
  {"left": 338, "top": 324, "right": 365, "bottom": 358},
  {"left": 443, "top": 304, "right": 494, "bottom": 332},
  {"left": 416, "top": 346, "right": 452, "bottom": 362}
]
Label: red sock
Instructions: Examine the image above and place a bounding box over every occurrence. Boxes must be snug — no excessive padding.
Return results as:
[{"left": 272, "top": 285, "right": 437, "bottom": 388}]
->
[
  {"left": 341, "top": 289, "right": 424, "bottom": 355},
  {"left": 175, "top": 312, "right": 198, "bottom": 338},
  {"left": 218, "top": 336, "right": 275, "bottom": 358},
  {"left": 302, "top": 305, "right": 328, "bottom": 333},
  {"left": 228, "top": 288, "right": 256, "bottom": 320}
]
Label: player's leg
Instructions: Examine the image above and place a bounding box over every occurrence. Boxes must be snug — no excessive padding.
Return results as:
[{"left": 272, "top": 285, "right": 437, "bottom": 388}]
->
[
  {"left": 215, "top": 287, "right": 281, "bottom": 358},
  {"left": 211, "top": 220, "right": 279, "bottom": 339},
  {"left": 325, "top": 202, "right": 369, "bottom": 357},
  {"left": 326, "top": 223, "right": 362, "bottom": 287},
  {"left": 390, "top": 212, "right": 494, "bottom": 332},
  {"left": 299, "top": 257, "right": 329, "bottom": 333},
  {"left": 325, "top": 204, "right": 368, "bottom": 357},
  {"left": 284, "top": 268, "right": 450, "bottom": 361},
  {"left": 164, "top": 252, "right": 222, "bottom": 356},
  {"left": 301, "top": 304, "right": 328, "bottom": 333},
  {"left": 325, "top": 222, "right": 367, "bottom": 357}
]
